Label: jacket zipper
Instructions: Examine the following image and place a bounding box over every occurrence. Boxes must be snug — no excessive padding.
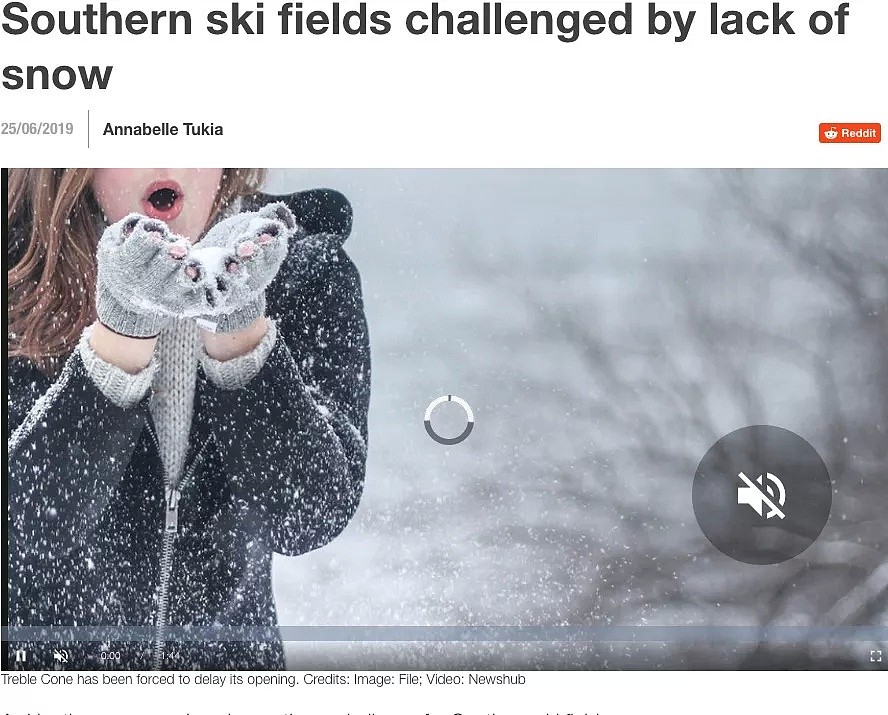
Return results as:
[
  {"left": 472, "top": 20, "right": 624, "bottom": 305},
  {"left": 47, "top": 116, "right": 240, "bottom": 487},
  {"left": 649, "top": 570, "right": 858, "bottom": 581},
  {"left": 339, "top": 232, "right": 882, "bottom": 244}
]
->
[{"left": 146, "top": 421, "right": 211, "bottom": 670}]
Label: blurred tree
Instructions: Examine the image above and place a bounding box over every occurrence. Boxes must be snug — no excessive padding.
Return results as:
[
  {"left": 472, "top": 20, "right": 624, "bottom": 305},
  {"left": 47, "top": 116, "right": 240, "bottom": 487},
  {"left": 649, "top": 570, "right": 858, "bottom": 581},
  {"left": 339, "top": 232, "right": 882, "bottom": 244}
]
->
[{"left": 457, "top": 169, "right": 887, "bottom": 668}]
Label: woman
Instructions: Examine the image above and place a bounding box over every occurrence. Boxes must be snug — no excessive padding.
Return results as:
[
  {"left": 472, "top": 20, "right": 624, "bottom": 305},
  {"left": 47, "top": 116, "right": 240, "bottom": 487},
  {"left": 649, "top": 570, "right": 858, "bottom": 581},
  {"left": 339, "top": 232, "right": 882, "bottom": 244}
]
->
[{"left": 6, "top": 169, "right": 370, "bottom": 670}]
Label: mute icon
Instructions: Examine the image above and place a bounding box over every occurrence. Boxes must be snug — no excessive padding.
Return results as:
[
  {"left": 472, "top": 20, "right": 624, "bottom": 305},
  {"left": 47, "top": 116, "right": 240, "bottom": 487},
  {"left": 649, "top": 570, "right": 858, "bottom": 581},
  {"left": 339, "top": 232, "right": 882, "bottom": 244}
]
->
[{"left": 737, "top": 472, "right": 786, "bottom": 520}]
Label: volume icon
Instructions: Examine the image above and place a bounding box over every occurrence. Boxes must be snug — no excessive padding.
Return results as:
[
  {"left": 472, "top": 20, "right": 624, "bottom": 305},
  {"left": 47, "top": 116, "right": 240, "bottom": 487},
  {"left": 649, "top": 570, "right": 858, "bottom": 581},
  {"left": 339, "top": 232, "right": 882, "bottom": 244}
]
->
[{"left": 737, "top": 472, "right": 786, "bottom": 520}]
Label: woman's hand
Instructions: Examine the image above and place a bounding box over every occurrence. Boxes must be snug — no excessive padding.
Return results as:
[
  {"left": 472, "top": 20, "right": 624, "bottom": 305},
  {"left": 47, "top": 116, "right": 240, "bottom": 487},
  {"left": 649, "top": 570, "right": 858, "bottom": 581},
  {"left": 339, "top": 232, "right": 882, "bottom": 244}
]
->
[
  {"left": 189, "top": 202, "right": 297, "bottom": 334},
  {"left": 96, "top": 214, "right": 201, "bottom": 337}
]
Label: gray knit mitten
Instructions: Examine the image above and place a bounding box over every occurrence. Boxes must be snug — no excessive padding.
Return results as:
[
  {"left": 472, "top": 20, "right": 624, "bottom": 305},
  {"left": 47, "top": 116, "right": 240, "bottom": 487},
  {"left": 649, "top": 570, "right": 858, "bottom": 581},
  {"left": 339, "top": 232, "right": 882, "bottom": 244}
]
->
[
  {"left": 96, "top": 214, "right": 203, "bottom": 337},
  {"left": 189, "top": 202, "right": 297, "bottom": 333}
]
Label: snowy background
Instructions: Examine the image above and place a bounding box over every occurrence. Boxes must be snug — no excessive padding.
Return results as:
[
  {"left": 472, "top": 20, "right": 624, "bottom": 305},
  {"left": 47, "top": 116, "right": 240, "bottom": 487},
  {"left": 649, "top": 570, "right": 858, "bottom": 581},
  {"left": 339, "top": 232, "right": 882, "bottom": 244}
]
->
[{"left": 263, "top": 169, "right": 887, "bottom": 669}]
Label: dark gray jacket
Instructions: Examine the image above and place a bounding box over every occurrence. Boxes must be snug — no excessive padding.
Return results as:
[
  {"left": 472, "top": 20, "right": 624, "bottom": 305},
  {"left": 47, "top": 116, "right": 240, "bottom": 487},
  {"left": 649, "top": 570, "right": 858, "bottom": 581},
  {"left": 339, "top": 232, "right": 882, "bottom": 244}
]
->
[{"left": 5, "top": 190, "right": 370, "bottom": 670}]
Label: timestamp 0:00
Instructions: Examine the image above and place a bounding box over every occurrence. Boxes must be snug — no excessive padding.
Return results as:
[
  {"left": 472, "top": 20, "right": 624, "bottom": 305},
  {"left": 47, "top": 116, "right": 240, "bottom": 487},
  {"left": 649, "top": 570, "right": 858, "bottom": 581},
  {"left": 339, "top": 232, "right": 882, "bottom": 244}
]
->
[{"left": 1, "top": 121, "right": 75, "bottom": 135}]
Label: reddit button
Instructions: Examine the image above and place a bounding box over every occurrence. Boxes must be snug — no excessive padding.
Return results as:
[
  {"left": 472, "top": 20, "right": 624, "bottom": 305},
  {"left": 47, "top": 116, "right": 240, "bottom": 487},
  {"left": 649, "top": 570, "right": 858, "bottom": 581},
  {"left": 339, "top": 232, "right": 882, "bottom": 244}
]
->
[{"left": 819, "top": 123, "right": 881, "bottom": 143}]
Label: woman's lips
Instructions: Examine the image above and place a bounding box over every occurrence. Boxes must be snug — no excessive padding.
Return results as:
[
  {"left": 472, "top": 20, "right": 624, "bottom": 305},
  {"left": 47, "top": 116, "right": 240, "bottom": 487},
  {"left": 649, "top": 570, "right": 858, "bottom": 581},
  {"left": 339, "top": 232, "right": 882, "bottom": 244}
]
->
[{"left": 141, "top": 180, "right": 184, "bottom": 222}]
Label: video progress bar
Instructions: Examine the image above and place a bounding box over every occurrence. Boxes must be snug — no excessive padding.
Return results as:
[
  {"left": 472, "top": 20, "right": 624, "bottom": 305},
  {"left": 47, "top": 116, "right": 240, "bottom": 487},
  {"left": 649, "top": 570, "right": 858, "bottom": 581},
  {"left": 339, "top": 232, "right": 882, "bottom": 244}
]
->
[{"left": 3, "top": 626, "right": 887, "bottom": 643}]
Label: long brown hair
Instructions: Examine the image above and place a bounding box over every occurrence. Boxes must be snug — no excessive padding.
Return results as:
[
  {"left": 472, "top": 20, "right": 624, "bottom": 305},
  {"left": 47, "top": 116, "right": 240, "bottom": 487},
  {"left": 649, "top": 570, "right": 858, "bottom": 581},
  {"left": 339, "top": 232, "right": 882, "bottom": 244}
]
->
[{"left": 7, "top": 168, "right": 266, "bottom": 372}]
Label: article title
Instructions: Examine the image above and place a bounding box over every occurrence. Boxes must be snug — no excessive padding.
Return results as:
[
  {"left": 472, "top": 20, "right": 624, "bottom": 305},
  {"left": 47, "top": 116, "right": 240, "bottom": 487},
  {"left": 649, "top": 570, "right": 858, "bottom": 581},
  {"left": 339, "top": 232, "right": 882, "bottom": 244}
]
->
[{"left": 1, "top": 1, "right": 853, "bottom": 89}]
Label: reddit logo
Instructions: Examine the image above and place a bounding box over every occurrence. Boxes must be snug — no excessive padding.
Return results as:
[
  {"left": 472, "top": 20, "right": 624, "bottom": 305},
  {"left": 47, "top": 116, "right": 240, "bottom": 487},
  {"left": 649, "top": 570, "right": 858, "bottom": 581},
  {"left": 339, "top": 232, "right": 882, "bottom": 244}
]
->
[{"left": 819, "top": 123, "right": 881, "bottom": 144}]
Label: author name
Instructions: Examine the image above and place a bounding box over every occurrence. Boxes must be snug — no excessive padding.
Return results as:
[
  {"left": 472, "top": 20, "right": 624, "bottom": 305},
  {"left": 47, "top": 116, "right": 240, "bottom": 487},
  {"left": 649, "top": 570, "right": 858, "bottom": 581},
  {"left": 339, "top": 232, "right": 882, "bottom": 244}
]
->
[{"left": 102, "top": 122, "right": 223, "bottom": 137}]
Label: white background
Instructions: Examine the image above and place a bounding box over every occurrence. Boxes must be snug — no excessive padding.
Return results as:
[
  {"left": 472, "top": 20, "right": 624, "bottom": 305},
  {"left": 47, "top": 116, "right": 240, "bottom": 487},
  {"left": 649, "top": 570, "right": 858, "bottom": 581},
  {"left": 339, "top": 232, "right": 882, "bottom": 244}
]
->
[
  {"left": 0, "top": 0, "right": 885, "bottom": 166},
  {"left": 1, "top": 670, "right": 883, "bottom": 713}
]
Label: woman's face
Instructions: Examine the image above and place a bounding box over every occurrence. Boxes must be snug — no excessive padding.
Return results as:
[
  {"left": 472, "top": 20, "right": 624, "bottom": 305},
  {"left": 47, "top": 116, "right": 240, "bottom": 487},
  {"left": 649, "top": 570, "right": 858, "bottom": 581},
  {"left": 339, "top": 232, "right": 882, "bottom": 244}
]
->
[{"left": 91, "top": 168, "right": 224, "bottom": 241}]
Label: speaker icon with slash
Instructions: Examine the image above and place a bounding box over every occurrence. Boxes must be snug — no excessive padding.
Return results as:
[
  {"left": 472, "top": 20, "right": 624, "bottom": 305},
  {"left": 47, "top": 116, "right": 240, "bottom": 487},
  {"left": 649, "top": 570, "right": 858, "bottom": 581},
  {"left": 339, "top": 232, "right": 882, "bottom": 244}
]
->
[
  {"left": 737, "top": 472, "right": 786, "bottom": 520},
  {"left": 694, "top": 426, "right": 831, "bottom": 564}
]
